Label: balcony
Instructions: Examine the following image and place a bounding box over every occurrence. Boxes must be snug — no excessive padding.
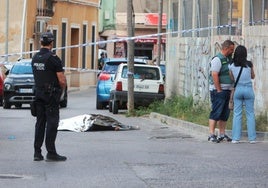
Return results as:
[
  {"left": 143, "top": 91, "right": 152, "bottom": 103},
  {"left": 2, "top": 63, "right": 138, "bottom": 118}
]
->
[
  {"left": 36, "top": 8, "right": 54, "bottom": 17},
  {"left": 36, "top": 0, "right": 54, "bottom": 17}
]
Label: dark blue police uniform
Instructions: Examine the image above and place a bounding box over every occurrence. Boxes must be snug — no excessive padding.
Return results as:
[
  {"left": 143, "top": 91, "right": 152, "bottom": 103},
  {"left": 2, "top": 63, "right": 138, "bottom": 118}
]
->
[{"left": 32, "top": 47, "right": 64, "bottom": 160}]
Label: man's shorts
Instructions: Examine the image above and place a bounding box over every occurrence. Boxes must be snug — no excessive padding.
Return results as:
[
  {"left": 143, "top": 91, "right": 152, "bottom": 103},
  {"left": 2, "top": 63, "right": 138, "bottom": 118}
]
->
[{"left": 209, "top": 90, "right": 231, "bottom": 121}]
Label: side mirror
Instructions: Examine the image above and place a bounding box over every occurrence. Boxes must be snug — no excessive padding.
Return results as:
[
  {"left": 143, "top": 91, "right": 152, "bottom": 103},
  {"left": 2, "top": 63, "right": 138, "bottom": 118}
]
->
[{"left": 5, "top": 70, "right": 9, "bottom": 76}]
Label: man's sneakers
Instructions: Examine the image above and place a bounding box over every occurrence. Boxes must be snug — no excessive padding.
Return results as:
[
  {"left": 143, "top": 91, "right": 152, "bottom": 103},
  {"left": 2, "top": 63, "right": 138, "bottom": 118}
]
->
[
  {"left": 218, "top": 134, "right": 232, "bottom": 142},
  {"left": 208, "top": 135, "right": 219, "bottom": 143},
  {"left": 46, "top": 153, "right": 67, "bottom": 162},
  {"left": 208, "top": 134, "right": 232, "bottom": 143}
]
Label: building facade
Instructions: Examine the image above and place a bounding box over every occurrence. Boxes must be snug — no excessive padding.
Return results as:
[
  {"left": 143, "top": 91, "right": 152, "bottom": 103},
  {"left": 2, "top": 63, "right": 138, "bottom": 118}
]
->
[
  {"left": 99, "top": 0, "right": 167, "bottom": 61},
  {"left": 166, "top": 0, "right": 268, "bottom": 114},
  {"left": 1, "top": 0, "right": 99, "bottom": 87}
]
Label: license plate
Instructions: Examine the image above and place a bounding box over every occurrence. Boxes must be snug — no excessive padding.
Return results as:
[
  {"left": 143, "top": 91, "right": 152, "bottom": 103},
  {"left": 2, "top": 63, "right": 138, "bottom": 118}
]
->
[
  {"left": 135, "top": 85, "right": 149, "bottom": 89},
  {"left": 19, "top": 88, "right": 33, "bottom": 93}
]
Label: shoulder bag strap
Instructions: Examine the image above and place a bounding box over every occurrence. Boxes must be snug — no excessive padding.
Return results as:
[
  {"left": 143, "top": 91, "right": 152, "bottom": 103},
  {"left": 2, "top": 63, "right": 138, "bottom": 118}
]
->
[{"left": 234, "top": 67, "right": 243, "bottom": 88}]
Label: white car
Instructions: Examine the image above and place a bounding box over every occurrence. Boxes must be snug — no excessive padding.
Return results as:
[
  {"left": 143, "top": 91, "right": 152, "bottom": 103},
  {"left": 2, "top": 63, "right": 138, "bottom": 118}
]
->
[{"left": 109, "top": 63, "right": 165, "bottom": 114}]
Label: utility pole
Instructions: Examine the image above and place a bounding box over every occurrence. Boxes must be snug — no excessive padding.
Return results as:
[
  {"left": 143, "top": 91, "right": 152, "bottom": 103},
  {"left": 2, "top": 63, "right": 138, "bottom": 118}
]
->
[
  {"left": 229, "top": 0, "right": 233, "bottom": 36},
  {"left": 20, "top": 0, "right": 28, "bottom": 59},
  {"left": 157, "top": 0, "right": 163, "bottom": 66},
  {"left": 127, "top": 0, "right": 135, "bottom": 115},
  {"left": 5, "top": 0, "right": 9, "bottom": 62}
]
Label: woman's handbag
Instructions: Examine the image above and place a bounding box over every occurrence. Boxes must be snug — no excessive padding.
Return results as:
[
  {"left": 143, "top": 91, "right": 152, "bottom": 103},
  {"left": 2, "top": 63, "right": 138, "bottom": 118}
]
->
[{"left": 229, "top": 67, "right": 243, "bottom": 110}]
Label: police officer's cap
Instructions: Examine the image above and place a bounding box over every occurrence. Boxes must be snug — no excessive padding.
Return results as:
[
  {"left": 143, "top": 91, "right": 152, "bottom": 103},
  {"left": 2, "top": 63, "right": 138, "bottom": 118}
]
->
[{"left": 40, "top": 32, "right": 54, "bottom": 43}]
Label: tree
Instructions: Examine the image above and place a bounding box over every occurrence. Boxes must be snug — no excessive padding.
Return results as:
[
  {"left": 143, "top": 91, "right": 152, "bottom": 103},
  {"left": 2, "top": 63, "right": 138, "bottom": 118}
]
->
[
  {"left": 127, "top": 0, "right": 135, "bottom": 115},
  {"left": 157, "top": 0, "right": 163, "bottom": 66}
]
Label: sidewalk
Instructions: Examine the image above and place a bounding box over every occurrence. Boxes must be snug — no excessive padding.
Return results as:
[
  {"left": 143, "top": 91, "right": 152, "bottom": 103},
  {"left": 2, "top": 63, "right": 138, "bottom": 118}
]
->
[
  {"left": 150, "top": 112, "right": 268, "bottom": 141},
  {"left": 68, "top": 87, "right": 268, "bottom": 142}
]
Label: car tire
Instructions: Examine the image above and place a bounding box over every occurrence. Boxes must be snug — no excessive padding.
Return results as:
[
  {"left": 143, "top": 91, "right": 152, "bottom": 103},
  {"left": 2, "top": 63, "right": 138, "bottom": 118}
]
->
[
  {"left": 112, "top": 100, "right": 118, "bottom": 114},
  {"left": 0, "top": 97, "right": 2, "bottom": 106},
  {"left": 108, "top": 100, "right": 112, "bottom": 112},
  {"left": 96, "top": 99, "right": 103, "bottom": 109},
  {"left": 3, "top": 98, "right": 11, "bottom": 109}
]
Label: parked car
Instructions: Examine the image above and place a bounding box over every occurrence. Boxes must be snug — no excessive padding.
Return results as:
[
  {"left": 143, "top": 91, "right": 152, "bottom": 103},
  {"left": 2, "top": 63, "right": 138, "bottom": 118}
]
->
[
  {"left": 3, "top": 59, "right": 67, "bottom": 109},
  {"left": 0, "top": 66, "right": 4, "bottom": 106},
  {"left": 96, "top": 58, "right": 147, "bottom": 109},
  {"left": 159, "top": 65, "right": 165, "bottom": 82},
  {"left": 109, "top": 63, "right": 165, "bottom": 114}
]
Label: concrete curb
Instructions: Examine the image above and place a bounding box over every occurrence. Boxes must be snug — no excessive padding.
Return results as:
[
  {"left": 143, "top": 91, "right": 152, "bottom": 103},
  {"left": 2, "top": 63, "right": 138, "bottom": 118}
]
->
[{"left": 149, "top": 112, "right": 268, "bottom": 141}]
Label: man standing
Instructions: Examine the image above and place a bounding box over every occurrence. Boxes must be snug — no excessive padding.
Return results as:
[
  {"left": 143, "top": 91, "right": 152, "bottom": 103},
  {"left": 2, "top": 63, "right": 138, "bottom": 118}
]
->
[
  {"left": 98, "top": 52, "right": 106, "bottom": 70},
  {"left": 32, "top": 32, "right": 67, "bottom": 161},
  {"left": 208, "top": 40, "right": 235, "bottom": 143}
]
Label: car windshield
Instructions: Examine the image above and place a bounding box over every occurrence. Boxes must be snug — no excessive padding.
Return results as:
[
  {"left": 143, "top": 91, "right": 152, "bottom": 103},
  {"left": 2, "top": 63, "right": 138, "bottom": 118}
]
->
[
  {"left": 11, "top": 63, "right": 33, "bottom": 74},
  {"left": 103, "top": 62, "right": 124, "bottom": 74}
]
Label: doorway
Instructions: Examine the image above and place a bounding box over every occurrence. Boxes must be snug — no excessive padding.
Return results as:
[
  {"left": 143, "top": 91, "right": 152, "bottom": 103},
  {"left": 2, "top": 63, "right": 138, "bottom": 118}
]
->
[{"left": 70, "top": 28, "right": 79, "bottom": 87}]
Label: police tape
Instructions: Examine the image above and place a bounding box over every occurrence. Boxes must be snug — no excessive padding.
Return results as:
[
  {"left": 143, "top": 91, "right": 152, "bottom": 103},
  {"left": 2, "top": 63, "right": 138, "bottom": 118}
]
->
[
  {"left": 63, "top": 67, "right": 101, "bottom": 73},
  {"left": 0, "top": 20, "right": 266, "bottom": 60},
  {"left": 0, "top": 23, "right": 230, "bottom": 59}
]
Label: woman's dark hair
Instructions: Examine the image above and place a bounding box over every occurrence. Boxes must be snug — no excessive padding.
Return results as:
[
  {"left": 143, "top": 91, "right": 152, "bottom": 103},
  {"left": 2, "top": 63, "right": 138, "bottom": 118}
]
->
[{"left": 233, "top": 45, "right": 251, "bottom": 67}]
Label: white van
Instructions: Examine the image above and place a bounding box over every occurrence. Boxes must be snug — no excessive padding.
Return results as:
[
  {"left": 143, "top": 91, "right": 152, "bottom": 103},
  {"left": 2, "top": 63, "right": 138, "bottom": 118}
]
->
[{"left": 109, "top": 63, "right": 165, "bottom": 114}]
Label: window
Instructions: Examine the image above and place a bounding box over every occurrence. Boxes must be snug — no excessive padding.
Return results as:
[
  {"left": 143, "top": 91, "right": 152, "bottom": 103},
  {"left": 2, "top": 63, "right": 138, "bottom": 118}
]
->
[
  {"left": 82, "top": 24, "right": 87, "bottom": 69},
  {"left": 52, "top": 30, "right": 57, "bottom": 53},
  {"left": 182, "top": 0, "right": 193, "bottom": 37},
  {"left": 91, "top": 25, "right": 96, "bottom": 69},
  {"left": 122, "top": 66, "right": 160, "bottom": 80},
  {"left": 172, "top": 2, "right": 179, "bottom": 37},
  {"left": 61, "top": 22, "right": 67, "bottom": 67},
  {"left": 196, "top": 0, "right": 210, "bottom": 37},
  {"left": 250, "top": 0, "right": 268, "bottom": 25}
]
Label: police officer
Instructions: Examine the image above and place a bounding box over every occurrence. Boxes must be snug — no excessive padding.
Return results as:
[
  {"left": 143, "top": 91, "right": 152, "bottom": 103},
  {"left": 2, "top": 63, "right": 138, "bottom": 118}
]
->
[{"left": 32, "top": 32, "right": 67, "bottom": 162}]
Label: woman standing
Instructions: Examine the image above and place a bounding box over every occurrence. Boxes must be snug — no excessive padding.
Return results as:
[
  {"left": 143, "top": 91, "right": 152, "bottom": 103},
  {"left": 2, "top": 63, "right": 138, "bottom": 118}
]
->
[{"left": 229, "top": 45, "right": 256, "bottom": 143}]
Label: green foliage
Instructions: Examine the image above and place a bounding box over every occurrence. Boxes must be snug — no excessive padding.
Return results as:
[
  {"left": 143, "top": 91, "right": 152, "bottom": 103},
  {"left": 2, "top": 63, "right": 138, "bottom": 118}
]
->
[
  {"left": 255, "top": 112, "right": 268, "bottom": 132},
  {"left": 135, "top": 95, "right": 268, "bottom": 132}
]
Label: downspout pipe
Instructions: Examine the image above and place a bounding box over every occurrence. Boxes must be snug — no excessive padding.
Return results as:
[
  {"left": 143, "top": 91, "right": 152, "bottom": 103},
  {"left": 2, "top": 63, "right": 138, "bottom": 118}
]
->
[
  {"left": 20, "top": 0, "right": 27, "bottom": 60},
  {"left": 5, "top": 0, "right": 9, "bottom": 62}
]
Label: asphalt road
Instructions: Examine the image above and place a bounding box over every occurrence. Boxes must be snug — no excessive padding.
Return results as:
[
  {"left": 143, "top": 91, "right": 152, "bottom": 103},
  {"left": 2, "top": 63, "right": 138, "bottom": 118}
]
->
[{"left": 0, "top": 88, "right": 267, "bottom": 188}]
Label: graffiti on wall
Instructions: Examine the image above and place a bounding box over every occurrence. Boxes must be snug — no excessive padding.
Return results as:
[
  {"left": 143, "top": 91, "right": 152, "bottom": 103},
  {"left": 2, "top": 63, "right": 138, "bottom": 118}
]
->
[
  {"left": 183, "top": 38, "right": 211, "bottom": 105},
  {"left": 167, "top": 34, "right": 268, "bottom": 113},
  {"left": 247, "top": 41, "right": 266, "bottom": 112}
]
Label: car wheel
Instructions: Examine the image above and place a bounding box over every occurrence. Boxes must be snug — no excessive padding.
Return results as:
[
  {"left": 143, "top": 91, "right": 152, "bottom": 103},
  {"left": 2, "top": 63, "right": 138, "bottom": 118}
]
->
[
  {"left": 0, "top": 97, "right": 2, "bottom": 106},
  {"left": 3, "top": 98, "right": 11, "bottom": 109},
  {"left": 96, "top": 99, "right": 103, "bottom": 109},
  {"left": 112, "top": 100, "right": 118, "bottom": 114},
  {"left": 60, "top": 91, "right": 68, "bottom": 108},
  {"left": 108, "top": 100, "right": 112, "bottom": 112}
]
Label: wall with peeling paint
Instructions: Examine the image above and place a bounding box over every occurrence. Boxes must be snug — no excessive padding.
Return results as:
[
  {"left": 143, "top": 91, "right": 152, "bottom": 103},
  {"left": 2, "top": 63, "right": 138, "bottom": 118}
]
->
[
  {"left": 245, "top": 26, "right": 268, "bottom": 114},
  {"left": 166, "top": 28, "right": 268, "bottom": 114}
]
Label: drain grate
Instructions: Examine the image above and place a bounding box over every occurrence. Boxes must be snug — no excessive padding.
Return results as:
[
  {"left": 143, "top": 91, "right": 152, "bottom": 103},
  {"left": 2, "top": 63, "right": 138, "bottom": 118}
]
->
[{"left": 0, "top": 174, "right": 24, "bottom": 179}]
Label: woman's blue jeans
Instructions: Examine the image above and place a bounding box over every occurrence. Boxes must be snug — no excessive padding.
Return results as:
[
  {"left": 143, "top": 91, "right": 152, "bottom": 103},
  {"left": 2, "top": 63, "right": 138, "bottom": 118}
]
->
[{"left": 232, "top": 85, "right": 256, "bottom": 141}]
